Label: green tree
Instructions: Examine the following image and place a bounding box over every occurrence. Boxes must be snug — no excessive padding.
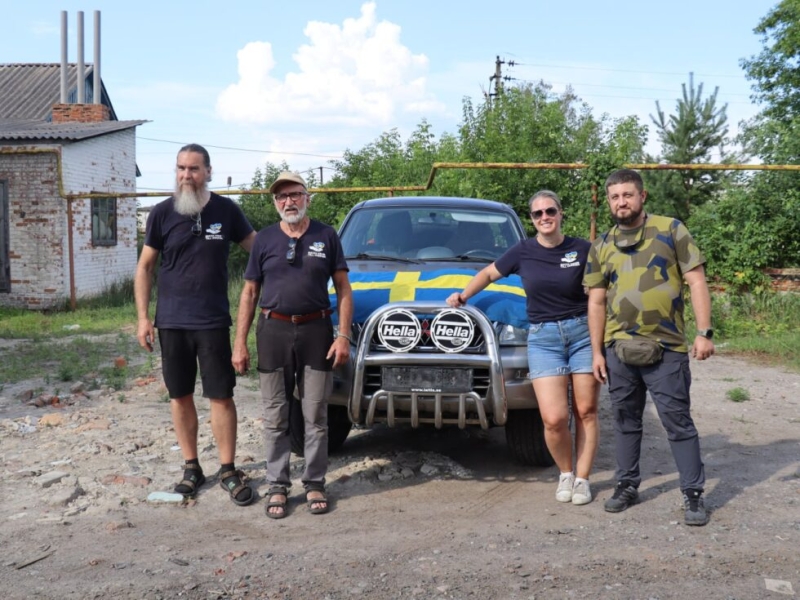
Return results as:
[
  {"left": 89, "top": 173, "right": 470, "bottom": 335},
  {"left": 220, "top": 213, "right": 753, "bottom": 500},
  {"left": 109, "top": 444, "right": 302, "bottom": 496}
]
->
[
  {"left": 314, "top": 120, "right": 451, "bottom": 223},
  {"left": 242, "top": 83, "right": 648, "bottom": 245},
  {"left": 686, "top": 0, "right": 800, "bottom": 290},
  {"left": 688, "top": 183, "right": 800, "bottom": 291},
  {"left": 739, "top": 0, "right": 800, "bottom": 165},
  {"left": 646, "top": 73, "right": 739, "bottom": 221},
  {"left": 458, "top": 82, "right": 646, "bottom": 238},
  {"left": 740, "top": 0, "right": 800, "bottom": 126}
]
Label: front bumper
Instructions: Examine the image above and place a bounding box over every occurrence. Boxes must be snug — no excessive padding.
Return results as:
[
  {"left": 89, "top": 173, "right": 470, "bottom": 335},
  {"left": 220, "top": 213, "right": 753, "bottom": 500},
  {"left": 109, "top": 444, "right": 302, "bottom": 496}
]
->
[{"left": 330, "top": 302, "right": 537, "bottom": 429}]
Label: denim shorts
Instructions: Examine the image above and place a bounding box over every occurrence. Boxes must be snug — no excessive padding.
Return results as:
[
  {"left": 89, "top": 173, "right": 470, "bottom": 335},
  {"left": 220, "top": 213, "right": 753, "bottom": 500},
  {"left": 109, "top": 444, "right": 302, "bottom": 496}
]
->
[{"left": 527, "top": 314, "right": 592, "bottom": 379}]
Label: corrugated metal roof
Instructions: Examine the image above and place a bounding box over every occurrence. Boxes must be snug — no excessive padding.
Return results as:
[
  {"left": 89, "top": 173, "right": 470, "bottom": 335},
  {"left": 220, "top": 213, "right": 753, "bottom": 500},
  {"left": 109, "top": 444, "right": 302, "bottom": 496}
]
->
[
  {"left": 0, "top": 118, "right": 147, "bottom": 141},
  {"left": 0, "top": 63, "right": 119, "bottom": 121}
]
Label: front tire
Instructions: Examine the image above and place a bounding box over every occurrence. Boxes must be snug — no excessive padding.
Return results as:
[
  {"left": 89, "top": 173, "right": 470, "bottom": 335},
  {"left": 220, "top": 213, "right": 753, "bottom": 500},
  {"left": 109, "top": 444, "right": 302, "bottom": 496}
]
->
[
  {"left": 289, "top": 400, "right": 353, "bottom": 456},
  {"left": 505, "top": 408, "right": 554, "bottom": 467}
]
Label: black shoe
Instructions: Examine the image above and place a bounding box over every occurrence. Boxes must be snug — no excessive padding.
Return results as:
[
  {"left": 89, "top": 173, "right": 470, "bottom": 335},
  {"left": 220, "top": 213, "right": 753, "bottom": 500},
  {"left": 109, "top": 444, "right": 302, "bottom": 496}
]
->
[
  {"left": 683, "top": 489, "right": 710, "bottom": 526},
  {"left": 604, "top": 481, "right": 639, "bottom": 513}
]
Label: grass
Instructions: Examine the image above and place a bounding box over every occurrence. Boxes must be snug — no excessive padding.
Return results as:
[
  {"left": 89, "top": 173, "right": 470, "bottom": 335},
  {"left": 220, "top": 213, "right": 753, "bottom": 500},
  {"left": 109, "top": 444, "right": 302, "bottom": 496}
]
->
[
  {"left": 0, "top": 332, "right": 140, "bottom": 388},
  {"left": 0, "top": 280, "right": 140, "bottom": 388},
  {"left": 689, "top": 290, "right": 800, "bottom": 372},
  {"left": 0, "top": 279, "right": 137, "bottom": 340},
  {"left": 0, "top": 277, "right": 260, "bottom": 389},
  {"left": 726, "top": 387, "right": 751, "bottom": 403}
]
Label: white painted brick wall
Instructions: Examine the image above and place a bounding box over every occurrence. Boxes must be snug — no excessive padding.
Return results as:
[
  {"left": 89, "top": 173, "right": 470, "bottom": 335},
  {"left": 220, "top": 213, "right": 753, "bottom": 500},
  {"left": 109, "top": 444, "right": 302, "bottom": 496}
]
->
[
  {"left": 62, "top": 130, "right": 139, "bottom": 298},
  {"left": 0, "top": 149, "right": 67, "bottom": 308},
  {"left": 0, "top": 128, "right": 140, "bottom": 309}
]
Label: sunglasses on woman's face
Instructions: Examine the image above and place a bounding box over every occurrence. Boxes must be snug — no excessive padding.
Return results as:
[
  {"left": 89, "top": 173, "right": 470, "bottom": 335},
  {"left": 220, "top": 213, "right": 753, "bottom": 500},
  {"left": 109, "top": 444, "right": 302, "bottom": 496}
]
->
[
  {"left": 286, "top": 238, "right": 298, "bottom": 263},
  {"left": 531, "top": 207, "right": 559, "bottom": 220}
]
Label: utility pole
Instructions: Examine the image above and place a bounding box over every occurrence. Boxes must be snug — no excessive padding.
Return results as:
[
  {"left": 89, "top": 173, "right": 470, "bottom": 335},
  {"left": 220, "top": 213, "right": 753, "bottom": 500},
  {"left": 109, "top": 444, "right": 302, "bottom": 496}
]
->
[
  {"left": 318, "top": 166, "right": 324, "bottom": 184},
  {"left": 489, "top": 56, "right": 516, "bottom": 101}
]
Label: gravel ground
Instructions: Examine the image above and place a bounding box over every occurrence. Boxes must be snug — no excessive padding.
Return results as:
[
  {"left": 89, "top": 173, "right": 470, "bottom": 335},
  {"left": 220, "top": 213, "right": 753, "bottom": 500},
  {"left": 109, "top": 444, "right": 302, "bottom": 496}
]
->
[{"left": 0, "top": 352, "right": 798, "bottom": 599}]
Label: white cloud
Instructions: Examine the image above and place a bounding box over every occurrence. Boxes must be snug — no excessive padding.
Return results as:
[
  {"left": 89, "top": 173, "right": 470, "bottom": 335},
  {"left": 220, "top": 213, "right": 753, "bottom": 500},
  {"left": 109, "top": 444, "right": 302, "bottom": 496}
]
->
[{"left": 215, "top": 2, "right": 445, "bottom": 126}]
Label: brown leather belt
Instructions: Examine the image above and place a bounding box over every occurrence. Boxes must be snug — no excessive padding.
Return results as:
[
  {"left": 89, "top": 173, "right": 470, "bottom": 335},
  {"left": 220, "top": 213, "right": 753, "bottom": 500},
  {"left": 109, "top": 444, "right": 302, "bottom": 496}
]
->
[{"left": 261, "top": 308, "right": 333, "bottom": 324}]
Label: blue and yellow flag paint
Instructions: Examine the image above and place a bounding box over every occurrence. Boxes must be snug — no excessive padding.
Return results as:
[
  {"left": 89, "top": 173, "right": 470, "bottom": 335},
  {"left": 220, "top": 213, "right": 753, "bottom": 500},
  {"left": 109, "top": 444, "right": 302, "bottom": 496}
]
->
[{"left": 328, "top": 268, "right": 528, "bottom": 328}]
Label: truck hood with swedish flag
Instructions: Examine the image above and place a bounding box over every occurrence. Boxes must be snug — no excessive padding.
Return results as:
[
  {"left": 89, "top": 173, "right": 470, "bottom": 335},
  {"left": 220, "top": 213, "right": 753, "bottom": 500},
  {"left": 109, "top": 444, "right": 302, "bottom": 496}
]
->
[{"left": 329, "top": 265, "right": 528, "bottom": 329}]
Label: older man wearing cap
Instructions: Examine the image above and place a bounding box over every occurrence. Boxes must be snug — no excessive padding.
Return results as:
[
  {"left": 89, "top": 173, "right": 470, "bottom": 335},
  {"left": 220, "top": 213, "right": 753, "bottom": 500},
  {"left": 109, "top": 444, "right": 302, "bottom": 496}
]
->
[{"left": 232, "top": 171, "right": 353, "bottom": 519}]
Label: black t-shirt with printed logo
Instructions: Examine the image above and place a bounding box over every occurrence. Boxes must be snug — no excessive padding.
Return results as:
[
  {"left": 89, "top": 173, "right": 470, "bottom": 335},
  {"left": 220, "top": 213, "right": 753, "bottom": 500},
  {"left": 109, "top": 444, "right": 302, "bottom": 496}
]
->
[
  {"left": 244, "top": 220, "right": 349, "bottom": 314},
  {"left": 494, "top": 236, "right": 590, "bottom": 324},
  {"left": 144, "top": 193, "right": 254, "bottom": 329}
]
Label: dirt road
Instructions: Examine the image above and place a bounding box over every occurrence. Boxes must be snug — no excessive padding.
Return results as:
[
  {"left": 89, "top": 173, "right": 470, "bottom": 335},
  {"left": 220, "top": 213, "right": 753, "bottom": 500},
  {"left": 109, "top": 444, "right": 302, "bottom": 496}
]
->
[{"left": 0, "top": 354, "right": 798, "bottom": 599}]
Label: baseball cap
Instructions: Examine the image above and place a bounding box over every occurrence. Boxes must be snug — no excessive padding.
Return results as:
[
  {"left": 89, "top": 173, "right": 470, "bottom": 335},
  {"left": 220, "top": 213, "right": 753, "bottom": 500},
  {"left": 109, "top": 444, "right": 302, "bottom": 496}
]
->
[{"left": 268, "top": 171, "right": 307, "bottom": 193}]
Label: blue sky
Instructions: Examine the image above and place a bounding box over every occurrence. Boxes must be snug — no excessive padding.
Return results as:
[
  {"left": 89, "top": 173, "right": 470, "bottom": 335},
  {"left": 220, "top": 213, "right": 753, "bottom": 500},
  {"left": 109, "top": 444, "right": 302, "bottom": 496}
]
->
[{"left": 2, "top": 1, "right": 775, "bottom": 205}]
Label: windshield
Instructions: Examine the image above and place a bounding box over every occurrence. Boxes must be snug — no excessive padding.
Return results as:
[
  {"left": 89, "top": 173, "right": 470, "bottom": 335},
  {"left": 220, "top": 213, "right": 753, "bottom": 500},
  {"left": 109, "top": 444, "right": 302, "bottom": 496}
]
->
[{"left": 340, "top": 206, "right": 523, "bottom": 260}]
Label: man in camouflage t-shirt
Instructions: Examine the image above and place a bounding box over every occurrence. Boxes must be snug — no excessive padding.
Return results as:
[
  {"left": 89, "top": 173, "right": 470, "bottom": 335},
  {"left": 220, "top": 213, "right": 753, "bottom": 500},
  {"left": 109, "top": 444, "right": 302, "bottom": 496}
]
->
[{"left": 584, "top": 169, "right": 715, "bottom": 526}]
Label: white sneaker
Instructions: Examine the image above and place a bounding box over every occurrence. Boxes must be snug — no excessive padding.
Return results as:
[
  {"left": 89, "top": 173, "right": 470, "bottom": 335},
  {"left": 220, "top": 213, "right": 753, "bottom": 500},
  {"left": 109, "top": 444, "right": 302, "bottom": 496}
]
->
[
  {"left": 556, "top": 473, "right": 575, "bottom": 502},
  {"left": 572, "top": 479, "right": 593, "bottom": 505}
]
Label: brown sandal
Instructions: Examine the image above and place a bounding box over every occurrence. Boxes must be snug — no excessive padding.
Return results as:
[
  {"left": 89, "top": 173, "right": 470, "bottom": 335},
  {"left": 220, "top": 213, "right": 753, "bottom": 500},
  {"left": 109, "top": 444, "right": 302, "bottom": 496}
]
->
[
  {"left": 174, "top": 463, "right": 205, "bottom": 498},
  {"left": 265, "top": 486, "right": 288, "bottom": 519},
  {"left": 306, "top": 488, "right": 329, "bottom": 514},
  {"left": 219, "top": 469, "right": 255, "bottom": 506}
]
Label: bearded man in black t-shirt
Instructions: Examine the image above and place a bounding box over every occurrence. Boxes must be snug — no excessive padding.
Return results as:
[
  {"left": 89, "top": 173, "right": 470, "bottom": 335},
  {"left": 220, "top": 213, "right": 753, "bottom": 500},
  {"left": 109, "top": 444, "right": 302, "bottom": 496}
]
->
[
  {"left": 233, "top": 171, "right": 353, "bottom": 519},
  {"left": 135, "top": 144, "right": 256, "bottom": 506}
]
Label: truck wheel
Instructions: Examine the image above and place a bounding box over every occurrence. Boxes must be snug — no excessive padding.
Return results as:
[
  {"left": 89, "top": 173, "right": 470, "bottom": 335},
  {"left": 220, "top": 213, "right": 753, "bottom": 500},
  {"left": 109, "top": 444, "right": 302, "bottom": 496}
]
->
[
  {"left": 505, "top": 409, "right": 554, "bottom": 467},
  {"left": 289, "top": 400, "right": 353, "bottom": 456}
]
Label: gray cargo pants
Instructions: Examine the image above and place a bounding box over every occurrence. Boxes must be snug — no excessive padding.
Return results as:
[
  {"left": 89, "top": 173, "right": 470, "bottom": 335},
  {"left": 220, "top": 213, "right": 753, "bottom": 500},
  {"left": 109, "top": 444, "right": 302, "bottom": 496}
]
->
[
  {"left": 256, "top": 314, "right": 333, "bottom": 490},
  {"left": 606, "top": 347, "right": 705, "bottom": 493}
]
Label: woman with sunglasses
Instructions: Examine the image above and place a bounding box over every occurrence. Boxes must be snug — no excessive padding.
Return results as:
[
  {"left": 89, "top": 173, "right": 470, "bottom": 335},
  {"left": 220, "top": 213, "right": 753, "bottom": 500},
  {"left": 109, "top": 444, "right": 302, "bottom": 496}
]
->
[{"left": 446, "top": 190, "right": 599, "bottom": 505}]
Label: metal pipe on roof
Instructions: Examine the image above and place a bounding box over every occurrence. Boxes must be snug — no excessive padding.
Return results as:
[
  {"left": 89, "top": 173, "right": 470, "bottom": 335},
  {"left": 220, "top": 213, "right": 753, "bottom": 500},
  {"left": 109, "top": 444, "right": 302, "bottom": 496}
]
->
[
  {"left": 60, "top": 11, "right": 68, "bottom": 103},
  {"left": 93, "top": 11, "right": 101, "bottom": 105},
  {"left": 77, "top": 11, "right": 85, "bottom": 103}
]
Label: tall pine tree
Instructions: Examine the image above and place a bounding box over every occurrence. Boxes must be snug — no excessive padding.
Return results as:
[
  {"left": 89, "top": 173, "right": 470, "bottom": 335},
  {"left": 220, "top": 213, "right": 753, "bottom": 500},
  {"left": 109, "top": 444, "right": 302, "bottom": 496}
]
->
[{"left": 645, "top": 73, "right": 738, "bottom": 222}]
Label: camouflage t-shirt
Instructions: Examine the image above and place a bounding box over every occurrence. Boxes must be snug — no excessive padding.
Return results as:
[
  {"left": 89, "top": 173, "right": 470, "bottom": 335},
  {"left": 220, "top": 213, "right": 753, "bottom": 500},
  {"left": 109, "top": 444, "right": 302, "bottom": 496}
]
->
[{"left": 583, "top": 214, "right": 705, "bottom": 353}]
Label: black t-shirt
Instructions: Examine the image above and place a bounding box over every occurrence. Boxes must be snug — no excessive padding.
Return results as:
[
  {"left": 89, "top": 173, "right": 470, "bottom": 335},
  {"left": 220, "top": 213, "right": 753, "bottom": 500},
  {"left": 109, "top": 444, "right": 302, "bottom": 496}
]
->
[
  {"left": 245, "top": 220, "right": 348, "bottom": 314},
  {"left": 494, "top": 236, "right": 590, "bottom": 323},
  {"left": 144, "top": 193, "right": 254, "bottom": 329}
]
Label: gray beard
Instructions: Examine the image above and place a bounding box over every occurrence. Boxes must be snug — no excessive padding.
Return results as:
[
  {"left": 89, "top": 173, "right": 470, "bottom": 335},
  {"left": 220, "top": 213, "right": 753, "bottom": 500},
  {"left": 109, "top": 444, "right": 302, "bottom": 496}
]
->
[
  {"left": 173, "top": 185, "right": 207, "bottom": 216},
  {"left": 279, "top": 205, "right": 307, "bottom": 224}
]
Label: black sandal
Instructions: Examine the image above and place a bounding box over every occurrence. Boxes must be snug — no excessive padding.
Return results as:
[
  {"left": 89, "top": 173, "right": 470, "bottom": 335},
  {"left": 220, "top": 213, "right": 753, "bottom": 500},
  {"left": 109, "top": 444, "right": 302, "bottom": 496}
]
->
[
  {"left": 265, "top": 486, "right": 288, "bottom": 519},
  {"left": 174, "top": 463, "right": 206, "bottom": 498},
  {"left": 219, "top": 469, "right": 255, "bottom": 506},
  {"left": 305, "top": 486, "right": 329, "bottom": 515}
]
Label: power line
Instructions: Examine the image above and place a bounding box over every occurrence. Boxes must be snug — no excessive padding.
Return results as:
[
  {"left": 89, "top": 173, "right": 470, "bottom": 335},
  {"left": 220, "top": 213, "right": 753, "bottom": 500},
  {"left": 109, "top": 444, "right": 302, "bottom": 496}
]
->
[
  {"left": 538, "top": 80, "right": 751, "bottom": 97},
  {"left": 510, "top": 61, "right": 746, "bottom": 80},
  {"left": 511, "top": 81, "right": 756, "bottom": 105},
  {"left": 137, "top": 137, "right": 343, "bottom": 159}
]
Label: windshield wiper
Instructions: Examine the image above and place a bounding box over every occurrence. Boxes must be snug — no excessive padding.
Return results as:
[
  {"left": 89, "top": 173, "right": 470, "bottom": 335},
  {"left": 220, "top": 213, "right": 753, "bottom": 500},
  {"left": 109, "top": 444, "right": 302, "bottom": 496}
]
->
[
  {"left": 347, "top": 253, "right": 423, "bottom": 264},
  {"left": 452, "top": 254, "right": 494, "bottom": 262}
]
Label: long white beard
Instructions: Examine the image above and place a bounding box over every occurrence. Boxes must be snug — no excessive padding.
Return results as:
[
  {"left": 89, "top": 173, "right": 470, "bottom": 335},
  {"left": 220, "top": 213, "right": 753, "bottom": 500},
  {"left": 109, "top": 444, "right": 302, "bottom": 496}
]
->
[
  {"left": 279, "top": 205, "right": 307, "bottom": 224},
  {"left": 173, "top": 184, "right": 207, "bottom": 216}
]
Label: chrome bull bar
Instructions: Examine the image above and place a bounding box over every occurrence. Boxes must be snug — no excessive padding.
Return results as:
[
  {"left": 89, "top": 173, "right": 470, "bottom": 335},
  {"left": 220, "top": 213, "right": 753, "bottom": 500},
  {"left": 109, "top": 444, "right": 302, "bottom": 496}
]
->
[
  {"left": 367, "top": 390, "right": 489, "bottom": 429},
  {"left": 348, "top": 302, "right": 507, "bottom": 429}
]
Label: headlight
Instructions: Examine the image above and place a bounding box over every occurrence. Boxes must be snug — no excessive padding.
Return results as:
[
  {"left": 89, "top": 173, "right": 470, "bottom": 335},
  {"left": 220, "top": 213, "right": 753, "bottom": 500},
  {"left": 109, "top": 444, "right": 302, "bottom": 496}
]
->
[{"left": 496, "top": 323, "right": 527, "bottom": 346}]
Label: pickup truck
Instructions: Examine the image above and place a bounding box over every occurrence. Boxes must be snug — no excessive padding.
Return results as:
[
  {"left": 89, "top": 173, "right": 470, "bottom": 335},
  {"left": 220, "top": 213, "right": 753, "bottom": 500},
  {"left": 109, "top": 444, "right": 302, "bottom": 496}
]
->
[{"left": 289, "top": 196, "right": 554, "bottom": 467}]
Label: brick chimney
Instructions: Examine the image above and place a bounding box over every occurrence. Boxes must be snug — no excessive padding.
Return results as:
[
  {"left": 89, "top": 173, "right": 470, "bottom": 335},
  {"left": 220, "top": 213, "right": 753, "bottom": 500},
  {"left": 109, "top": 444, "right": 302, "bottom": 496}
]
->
[{"left": 51, "top": 103, "right": 110, "bottom": 123}]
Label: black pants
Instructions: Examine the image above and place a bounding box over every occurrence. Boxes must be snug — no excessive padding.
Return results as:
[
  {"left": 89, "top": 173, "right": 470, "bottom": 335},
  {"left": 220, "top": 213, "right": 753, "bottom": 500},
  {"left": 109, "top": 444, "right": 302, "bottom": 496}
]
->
[{"left": 606, "top": 348, "right": 705, "bottom": 492}]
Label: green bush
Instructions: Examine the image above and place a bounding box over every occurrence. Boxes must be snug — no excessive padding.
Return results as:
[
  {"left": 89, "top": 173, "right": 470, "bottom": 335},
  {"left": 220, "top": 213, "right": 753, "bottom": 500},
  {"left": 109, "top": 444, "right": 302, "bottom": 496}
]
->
[{"left": 689, "top": 181, "right": 800, "bottom": 291}]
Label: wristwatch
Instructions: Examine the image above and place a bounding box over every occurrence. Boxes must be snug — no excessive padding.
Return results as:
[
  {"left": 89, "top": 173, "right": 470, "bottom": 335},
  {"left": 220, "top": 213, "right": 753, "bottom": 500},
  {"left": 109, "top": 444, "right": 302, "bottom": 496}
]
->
[{"left": 696, "top": 328, "right": 714, "bottom": 339}]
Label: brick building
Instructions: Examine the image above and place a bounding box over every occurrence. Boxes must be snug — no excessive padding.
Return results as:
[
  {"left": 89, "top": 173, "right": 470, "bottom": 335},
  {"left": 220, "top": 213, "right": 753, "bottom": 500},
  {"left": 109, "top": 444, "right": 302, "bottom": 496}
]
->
[{"left": 0, "top": 64, "right": 146, "bottom": 309}]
